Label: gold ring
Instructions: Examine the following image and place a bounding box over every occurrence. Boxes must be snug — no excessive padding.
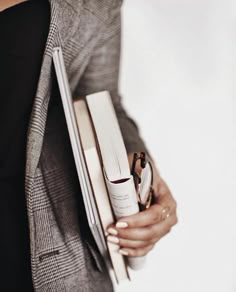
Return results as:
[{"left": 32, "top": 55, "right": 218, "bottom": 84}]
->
[{"left": 161, "top": 207, "right": 170, "bottom": 220}]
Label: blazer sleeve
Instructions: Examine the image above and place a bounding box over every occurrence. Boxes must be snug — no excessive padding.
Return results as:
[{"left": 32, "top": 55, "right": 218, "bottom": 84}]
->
[{"left": 75, "top": 2, "right": 150, "bottom": 155}]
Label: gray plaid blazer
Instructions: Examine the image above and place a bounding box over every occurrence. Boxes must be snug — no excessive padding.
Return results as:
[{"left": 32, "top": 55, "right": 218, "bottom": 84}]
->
[{"left": 26, "top": 0, "right": 148, "bottom": 291}]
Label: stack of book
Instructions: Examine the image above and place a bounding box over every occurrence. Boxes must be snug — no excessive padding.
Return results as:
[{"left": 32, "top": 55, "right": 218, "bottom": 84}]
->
[{"left": 52, "top": 47, "right": 145, "bottom": 283}]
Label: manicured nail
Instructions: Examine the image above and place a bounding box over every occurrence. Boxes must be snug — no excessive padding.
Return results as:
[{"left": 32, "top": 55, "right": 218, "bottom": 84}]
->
[
  {"left": 107, "top": 228, "right": 118, "bottom": 236},
  {"left": 116, "top": 222, "right": 128, "bottom": 228},
  {"left": 107, "top": 236, "right": 119, "bottom": 244},
  {"left": 119, "top": 249, "right": 129, "bottom": 256}
]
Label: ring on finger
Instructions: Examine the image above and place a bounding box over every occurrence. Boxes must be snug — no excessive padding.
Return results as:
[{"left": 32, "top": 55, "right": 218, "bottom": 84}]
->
[{"left": 161, "top": 207, "right": 170, "bottom": 220}]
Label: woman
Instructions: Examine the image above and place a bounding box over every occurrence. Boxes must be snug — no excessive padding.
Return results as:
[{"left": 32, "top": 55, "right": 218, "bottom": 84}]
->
[{"left": 0, "top": 0, "right": 177, "bottom": 291}]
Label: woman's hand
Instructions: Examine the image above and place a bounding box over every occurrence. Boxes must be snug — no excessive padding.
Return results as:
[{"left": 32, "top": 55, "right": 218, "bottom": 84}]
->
[{"left": 106, "top": 153, "right": 178, "bottom": 257}]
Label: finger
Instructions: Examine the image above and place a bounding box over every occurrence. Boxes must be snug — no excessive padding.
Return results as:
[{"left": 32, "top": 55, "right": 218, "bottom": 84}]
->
[
  {"left": 108, "top": 214, "right": 177, "bottom": 242},
  {"left": 115, "top": 204, "right": 166, "bottom": 229},
  {"left": 107, "top": 235, "right": 155, "bottom": 249},
  {"left": 119, "top": 244, "right": 155, "bottom": 257}
]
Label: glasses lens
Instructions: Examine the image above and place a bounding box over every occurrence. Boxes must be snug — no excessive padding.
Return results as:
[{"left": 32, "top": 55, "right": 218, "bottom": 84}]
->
[{"left": 139, "top": 162, "right": 153, "bottom": 204}]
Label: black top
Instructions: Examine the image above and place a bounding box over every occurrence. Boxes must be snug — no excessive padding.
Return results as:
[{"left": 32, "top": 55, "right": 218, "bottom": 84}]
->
[{"left": 0, "top": 1, "right": 50, "bottom": 290}]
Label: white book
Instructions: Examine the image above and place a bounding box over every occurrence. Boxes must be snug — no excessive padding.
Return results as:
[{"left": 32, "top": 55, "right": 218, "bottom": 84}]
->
[
  {"left": 86, "top": 91, "right": 146, "bottom": 270},
  {"left": 52, "top": 47, "right": 105, "bottom": 256},
  {"left": 52, "top": 47, "right": 129, "bottom": 283},
  {"left": 73, "top": 99, "right": 129, "bottom": 282}
]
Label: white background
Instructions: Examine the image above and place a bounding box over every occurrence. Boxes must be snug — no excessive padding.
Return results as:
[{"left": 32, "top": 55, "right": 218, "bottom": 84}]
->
[{"left": 116, "top": 1, "right": 235, "bottom": 292}]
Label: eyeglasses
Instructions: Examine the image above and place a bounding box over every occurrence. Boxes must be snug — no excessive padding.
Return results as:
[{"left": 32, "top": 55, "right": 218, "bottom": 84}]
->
[{"left": 131, "top": 152, "right": 155, "bottom": 211}]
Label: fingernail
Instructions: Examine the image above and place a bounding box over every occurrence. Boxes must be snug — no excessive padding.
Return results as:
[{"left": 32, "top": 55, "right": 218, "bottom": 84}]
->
[
  {"left": 116, "top": 222, "right": 128, "bottom": 228},
  {"left": 107, "top": 236, "right": 119, "bottom": 244},
  {"left": 119, "top": 249, "right": 129, "bottom": 256},
  {"left": 107, "top": 228, "right": 118, "bottom": 236}
]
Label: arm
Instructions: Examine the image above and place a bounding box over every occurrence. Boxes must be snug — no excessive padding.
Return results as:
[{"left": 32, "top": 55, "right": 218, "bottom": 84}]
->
[
  {"left": 76, "top": 2, "right": 177, "bottom": 257},
  {"left": 75, "top": 2, "right": 148, "bottom": 155}
]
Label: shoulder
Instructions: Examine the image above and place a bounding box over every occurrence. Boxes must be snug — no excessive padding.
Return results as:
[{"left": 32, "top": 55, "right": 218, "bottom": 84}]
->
[
  {"left": 66, "top": 0, "right": 122, "bottom": 42},
  {"left": 70, "top": 0, "right": 123, "bottom": 22}
]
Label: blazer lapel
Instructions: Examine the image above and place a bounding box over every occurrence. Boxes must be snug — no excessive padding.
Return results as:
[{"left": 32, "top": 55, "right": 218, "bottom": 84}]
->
[{"left": 25, "top": 0, "right": 82, "bottom": 195}]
